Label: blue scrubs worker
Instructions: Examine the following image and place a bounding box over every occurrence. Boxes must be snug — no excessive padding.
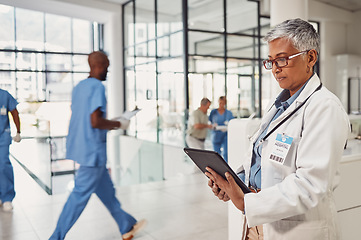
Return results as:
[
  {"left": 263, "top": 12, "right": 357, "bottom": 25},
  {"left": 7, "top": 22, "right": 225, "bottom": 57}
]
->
[
  {"left": 0, "top": 89, "right": 21, "bottom": 212},
  {"left": 50, "top": 51, "right": 145, "bottom": 240},
  {"left": 209, "top": 96, "right": 234, "bottom": 162}
]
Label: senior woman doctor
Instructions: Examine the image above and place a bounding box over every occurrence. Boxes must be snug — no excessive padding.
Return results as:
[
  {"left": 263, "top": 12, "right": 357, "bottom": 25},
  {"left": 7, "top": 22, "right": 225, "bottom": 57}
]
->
[{"left": 206, "top": 18, "right": 350, "bottom": 240}]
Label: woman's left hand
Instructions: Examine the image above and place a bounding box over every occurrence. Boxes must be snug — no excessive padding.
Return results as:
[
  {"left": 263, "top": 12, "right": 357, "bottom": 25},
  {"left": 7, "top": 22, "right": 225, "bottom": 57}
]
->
[{"left": 205, "top": 167, "right": 245, "bottom": 212}]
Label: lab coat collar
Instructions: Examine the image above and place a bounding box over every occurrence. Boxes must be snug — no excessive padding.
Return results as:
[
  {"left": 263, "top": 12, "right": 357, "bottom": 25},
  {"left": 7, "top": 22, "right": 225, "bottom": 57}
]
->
[
  {"left": 293, "top": 73, "right": 321, "bottom": 106},
  {"left": 266, "top": 73, "right": 322, "bottom": 127}
]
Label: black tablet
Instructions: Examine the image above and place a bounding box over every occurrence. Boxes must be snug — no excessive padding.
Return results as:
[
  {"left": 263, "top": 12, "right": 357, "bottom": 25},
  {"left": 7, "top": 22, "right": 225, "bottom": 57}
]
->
[{"left": 184, "top": 147, "right": 251, "bottom": 194}]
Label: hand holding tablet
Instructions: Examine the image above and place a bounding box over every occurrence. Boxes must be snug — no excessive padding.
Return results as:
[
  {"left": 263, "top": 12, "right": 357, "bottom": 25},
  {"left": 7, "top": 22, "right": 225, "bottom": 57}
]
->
[{"left": 184, "top": 147, "right": 251, "bottom": 194}]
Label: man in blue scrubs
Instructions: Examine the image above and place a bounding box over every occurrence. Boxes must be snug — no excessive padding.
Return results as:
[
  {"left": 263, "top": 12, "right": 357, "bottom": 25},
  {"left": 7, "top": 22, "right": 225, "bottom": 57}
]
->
[
  {"left": 50, "top": 51, "right": 146, "bottom": 240},
  {"left": 0, "top": 89, "right": 21, "bottom": 212}
]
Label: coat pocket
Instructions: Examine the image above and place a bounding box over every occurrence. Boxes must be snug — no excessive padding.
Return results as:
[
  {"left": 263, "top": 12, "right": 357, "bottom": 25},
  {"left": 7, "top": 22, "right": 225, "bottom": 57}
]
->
[{"left": 269, "top": 218, "right": 329, "bottom": 240}]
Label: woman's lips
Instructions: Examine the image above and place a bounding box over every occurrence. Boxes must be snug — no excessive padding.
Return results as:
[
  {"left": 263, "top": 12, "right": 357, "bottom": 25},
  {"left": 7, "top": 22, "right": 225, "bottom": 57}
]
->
[{"left": 276, "top": 76, "right": 285, "bottom": 82}]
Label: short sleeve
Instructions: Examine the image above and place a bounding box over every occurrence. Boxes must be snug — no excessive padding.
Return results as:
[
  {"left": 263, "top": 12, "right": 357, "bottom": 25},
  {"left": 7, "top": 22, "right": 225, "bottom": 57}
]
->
[
  {"left": 7, "top": 92, "right": 18, "bottom": 111},
  {"left": 90, "top": 83, "right": 106, "bottom": 114},
  {"left": 227, "top": 110, "right": 234, "bottom": 121},
  {"left": 209, "top": 109, "right": 215, "bottom": 122}
]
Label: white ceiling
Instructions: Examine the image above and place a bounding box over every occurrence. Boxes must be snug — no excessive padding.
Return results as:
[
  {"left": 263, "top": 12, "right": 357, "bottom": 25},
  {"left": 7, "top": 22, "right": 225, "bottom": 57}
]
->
[
  {"left": 314, "top": 0, "right": 361, "bottom": 12},
  {"left": 98, "top": 0, "right": 361, "bottom": 12}
]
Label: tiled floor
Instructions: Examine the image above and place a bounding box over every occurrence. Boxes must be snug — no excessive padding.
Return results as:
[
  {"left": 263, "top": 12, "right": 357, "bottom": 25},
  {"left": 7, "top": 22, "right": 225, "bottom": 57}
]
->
[{"left": 0, "top": 159, "right": 228, "bottom": 240}]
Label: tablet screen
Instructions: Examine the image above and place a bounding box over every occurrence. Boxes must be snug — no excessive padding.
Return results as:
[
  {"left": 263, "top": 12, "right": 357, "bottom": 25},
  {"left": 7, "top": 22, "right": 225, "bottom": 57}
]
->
[{"left": 184, "top": 147, "right": 251, "bottom": 194}]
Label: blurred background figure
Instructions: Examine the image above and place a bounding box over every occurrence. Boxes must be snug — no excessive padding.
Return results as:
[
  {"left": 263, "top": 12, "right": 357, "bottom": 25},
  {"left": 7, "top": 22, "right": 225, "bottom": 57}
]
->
[
  {"left": 185, "top": 97, "right": 212, "bottom": 150},
  {"left": 209, "top": 96, "right": 234, "bottom": 162},
  {"left": 0, "top": 88, "right": 21, "bottom": 212},
  {"left": 50, "top": 51, "right": 146, "bottom": 240}
]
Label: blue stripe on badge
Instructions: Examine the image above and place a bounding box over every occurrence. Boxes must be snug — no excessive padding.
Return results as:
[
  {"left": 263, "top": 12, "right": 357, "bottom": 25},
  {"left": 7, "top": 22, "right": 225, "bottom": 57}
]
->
[{"left": 276, "top": 133, "right": 293, "bottom": 145}]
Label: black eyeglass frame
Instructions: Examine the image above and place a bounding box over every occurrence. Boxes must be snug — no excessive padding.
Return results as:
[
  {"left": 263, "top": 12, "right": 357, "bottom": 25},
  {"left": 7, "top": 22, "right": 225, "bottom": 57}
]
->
[{"left": 263, "top": 50, "right": 310, "bottom": 70}]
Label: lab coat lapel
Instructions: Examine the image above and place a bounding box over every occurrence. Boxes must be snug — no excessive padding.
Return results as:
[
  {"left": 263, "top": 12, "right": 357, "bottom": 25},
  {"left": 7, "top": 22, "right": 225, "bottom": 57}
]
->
[
  {"left": 251, "top": 106, "right": 278, "bottom": 144},
  {"left": 266, "top": 74, "right": 322, "bottom": 129}
]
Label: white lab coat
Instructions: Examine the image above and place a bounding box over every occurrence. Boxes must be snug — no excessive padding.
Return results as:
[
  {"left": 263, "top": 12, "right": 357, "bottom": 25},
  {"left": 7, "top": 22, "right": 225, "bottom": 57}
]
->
[{"left": 238, "top": 74, "right": 350, "bottom": 240}]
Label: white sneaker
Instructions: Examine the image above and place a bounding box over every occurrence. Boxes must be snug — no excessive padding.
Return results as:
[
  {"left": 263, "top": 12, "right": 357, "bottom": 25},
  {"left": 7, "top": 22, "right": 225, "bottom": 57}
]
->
[{"left": 3, "top": 201, "right": 13, "bottom": 212}]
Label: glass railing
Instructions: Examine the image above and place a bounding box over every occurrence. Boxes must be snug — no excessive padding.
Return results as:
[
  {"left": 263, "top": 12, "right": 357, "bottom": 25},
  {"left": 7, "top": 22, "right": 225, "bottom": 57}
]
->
[
  {"left": 10, "top": 135, "right": 74, "bottom": 195},
  {"left": 111, "top": 135, "right": 202, "bottom": 187},
  {"left": 10, "top": 126, "right": 210, "bottom": 194}
]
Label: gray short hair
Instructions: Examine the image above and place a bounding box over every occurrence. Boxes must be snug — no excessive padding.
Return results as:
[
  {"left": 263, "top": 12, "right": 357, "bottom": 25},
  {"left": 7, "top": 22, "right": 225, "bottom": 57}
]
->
[
  {"left": 200, "top": 97, "right": 211, "bottom": 106},
  {"left": 263, "top": 18, "right": 320, "bottom": 54}
]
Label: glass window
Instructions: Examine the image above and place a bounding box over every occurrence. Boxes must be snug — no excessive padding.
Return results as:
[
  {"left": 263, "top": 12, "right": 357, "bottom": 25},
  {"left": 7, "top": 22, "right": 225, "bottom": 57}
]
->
[
  {"left": 226, "top": 74, "right": 255, "bottom": 118},
  {"left": 227, "top": 35, "right": 259, "bottom": 59},
  {"left": 0, "top": 71, "right": 15, "bottom": 94},
  {"left": 188, "top": 0, "right": 223, "bottom": 32},
  {"left": 122, "top": 0, "right": 264, "bottom": 147},
  {"left": 260, "top": 17, "right": 271, "bottom": 36},
  {"left": 188, "top": 56, "right": 225, "bottom": 74},
  {"left": 157, "top": 36, "right": 170, "bottom": 57},
  {"left": 158, "top": 58, "right": 183, "bottom": 73},
  {"left": 125, "top": 47, "right": 135, "bottom": 67},
  {"left": 72, "top": 55, "right": 89, "bottom": 72},
  {"left": 227, "top": 0, "right": 258, "bottom": 34},
  {"left": 46, "top": 72, "right": 72, "bottom": 101},
  {"left": 125, "top": 69, "right": 136, "bottom": 113},
  {"left": 15, "top": 8, "right": 44, "bottom": 51},
  {"left": 158, "top": 0, "right": 182, "bottom": 35},
  {"left": 170, "top": 32, "right": 183, "bottom": 56},
  {"left": 16, "top": 72, "right": 45, "bottom": 102},
  {"left": 123, "top": 2, "right": 134, "bottom": 48},
  {"left": 158, "top": 71, "right": 185, "bottom": 146},
  {"left": 0, "top": 4, "right": 14, "bottom": 49},
  {"left": 45, "top": 14, "right": 71, "bottom": 52},
  {"left": 188, "top": 73, "right": 213, "bottom": 111},
  {"left": 16, "top": 52, "right": 44, "bottom": 71},
  {"left": 226, "top": 59, "right": 260, "bottom": 117},
  {"left": 46, "top": 54, "right": 72, "bottom": 71},
  {"left": 134, "top": 63, "right": 157, "bottom": 142},
  {"left": 73, "top": 19, "right": 92, "bottom": 53},
  {"left": 189, "top": 31, "right": 224, "bottom": 57},
  {"left": 0, "top": 52, "right": 15, "bottom": 70},
  {"left": 227, "top": 59, "right": 258, "bottom": 75},
  {"left": 135, "top": 0, "right": 154, "bottom": 43}
]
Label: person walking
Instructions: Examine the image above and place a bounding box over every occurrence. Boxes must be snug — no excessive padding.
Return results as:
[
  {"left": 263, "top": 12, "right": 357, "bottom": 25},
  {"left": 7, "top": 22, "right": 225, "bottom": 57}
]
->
[
  {"left": 50, "top": 51, "right": 146, "bottom": 240},
  {"left": 0, "top": 89, "right": 21, "bottom": 212}
]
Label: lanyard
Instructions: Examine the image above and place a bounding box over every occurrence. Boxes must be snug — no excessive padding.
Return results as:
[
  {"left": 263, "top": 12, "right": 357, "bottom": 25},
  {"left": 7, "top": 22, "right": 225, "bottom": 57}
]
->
[{"left": 259, "top": 83, "right": 322, "bottom": 144}]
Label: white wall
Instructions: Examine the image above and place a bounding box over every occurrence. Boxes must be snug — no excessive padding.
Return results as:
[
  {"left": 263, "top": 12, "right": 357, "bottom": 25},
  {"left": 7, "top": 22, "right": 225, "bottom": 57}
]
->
[
  {"left": 309, "top": 0, "right": 354, "bottom": 95},
  {"left": 348, "top": 12, "right": 361, "bottom": 56}
]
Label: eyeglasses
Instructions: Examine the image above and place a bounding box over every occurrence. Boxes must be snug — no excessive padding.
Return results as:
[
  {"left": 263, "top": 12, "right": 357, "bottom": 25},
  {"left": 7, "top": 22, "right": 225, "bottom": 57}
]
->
[{"left": 263, "top": 50, "right": 309, "bottom": 70}]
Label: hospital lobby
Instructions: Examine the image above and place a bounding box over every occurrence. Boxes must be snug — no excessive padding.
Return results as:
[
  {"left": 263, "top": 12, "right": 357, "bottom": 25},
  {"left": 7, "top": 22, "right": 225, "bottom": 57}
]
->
[{"left": 1, "top": 0, "right": 361, "bottom": 239}]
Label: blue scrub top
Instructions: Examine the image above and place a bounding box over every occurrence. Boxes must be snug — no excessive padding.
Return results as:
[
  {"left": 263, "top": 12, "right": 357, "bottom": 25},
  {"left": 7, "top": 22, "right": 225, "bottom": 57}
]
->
[
  {"left": 209, "top": 109, "right": 234, "bottom": 143},
  {"left": 66, "top": 78, "right": 107, "bottom": 167},
  {"left": 0, "top": 89, "right": 18, "bottom": 146}
]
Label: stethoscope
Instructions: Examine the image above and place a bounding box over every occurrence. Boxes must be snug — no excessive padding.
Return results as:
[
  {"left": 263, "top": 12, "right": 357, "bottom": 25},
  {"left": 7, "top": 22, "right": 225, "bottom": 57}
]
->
[{"left": 259, "top": 83, "right": 323, "bottom": 144}]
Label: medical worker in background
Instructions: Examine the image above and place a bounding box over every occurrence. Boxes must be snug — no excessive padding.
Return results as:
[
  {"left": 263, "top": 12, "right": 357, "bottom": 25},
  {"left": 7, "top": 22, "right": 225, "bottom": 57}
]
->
[
  {"left": 50, "top": 51, "right": 146, "bottom": 240},
  {"left": 209, "top": 96, "right": 234, "bottom": 162},
  {"left": 0, "top": 89, "right": 21, "bottom": 212}
]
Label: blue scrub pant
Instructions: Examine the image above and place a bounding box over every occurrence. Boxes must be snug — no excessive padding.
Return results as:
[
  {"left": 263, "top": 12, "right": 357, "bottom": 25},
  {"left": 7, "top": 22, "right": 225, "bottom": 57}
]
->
[
  {"left": 212, "top": 136, "right": 228, "bottom": 163},
  {"left": 50, "top": 165, "right": 136, "bottom": 240},
  {"left": 0, "top": 145, "right": 15, "bottom": 202}
]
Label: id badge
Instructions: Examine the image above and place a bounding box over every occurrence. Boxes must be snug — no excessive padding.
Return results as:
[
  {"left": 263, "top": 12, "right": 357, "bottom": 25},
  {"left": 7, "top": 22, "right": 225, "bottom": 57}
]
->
[
  {"left": 269, "top": 133, "right": 293, "bottom": 164},
  {"left": 0, "top": 106, "right": 6, "bottom": 115}
]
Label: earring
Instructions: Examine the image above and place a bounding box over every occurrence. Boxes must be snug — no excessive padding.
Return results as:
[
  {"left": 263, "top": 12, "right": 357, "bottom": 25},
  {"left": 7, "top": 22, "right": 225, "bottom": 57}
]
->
[{"left": 306, "top": 66, "right": 310, "bottom": 73}]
